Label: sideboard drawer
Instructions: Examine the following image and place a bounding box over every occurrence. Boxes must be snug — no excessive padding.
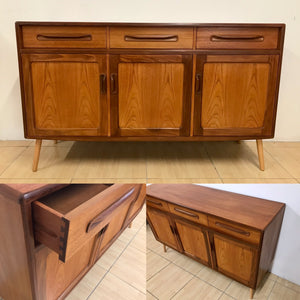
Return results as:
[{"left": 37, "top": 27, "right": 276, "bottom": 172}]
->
[
  {"left": 146, "top": 196, "right": 170, "bottom": 212},
  {"left": 22, "top": 26, "right": 107, "bottom": 48},
  {"left": 208, "top": 216, "right": 261, "bottom": 244},
  {"left": 197, "top": 27, "right": 279, "bottom": 49},
  {"left": 32, "top": 184, "right": 140, "bottom": 262},
  {"left": 169, "top": 203, "right": 208, "bottom": 226},
  {"left": 110, "top": 27, "right": 193, "bottom": 49}
]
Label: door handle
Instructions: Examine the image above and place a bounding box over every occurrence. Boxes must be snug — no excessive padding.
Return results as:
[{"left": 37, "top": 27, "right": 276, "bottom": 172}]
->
[
  {"left": 110, "top": 73, "right": 118, "bottom": 94},
  {"left": 195, "top": 74, "right": 202, "bottom": 94},
  {"left": 100, "top": 74, "right": 107, "bottom": 94}
]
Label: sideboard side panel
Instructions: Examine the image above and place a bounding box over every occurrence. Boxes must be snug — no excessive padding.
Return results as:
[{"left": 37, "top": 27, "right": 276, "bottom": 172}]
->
[{"left": 0, "top": 193, "right": 33, "bottom": 300}]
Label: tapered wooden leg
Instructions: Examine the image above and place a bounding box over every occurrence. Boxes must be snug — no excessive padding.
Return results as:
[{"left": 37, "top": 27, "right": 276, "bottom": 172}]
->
[
  {"left": 236, "top": 140, "right": 241, "bottom": 144},
  {"left": 128, "top": 222, "right": 132, "bottom": 228},
  {"left": 250, "top": 288, "right": 254, "bottom": 299},
  {"left": 163, "top": 244, "right": 167, "bottom": 252},
  {"left": 54, "top": 140, "right": 58, "bottom": 144},
  {"left": 256, "top": 139, "right": 265, "bottom": 171},
  {"left": 32, "top": 139, "right": 42, "bottom": 172}
]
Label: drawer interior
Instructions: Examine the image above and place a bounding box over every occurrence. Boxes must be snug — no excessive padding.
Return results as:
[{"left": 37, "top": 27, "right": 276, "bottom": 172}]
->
[{"left": 38, "top": 184, "right": 111, "bottom": 214}]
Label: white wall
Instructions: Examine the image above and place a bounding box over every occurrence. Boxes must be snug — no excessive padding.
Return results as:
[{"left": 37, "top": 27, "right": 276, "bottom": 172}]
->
[
  {"left": 0, "top": 0, "right": 300, "bottom": 140},
  {"left": 200, "top": 184, "right": 300, "bottom": 285}
]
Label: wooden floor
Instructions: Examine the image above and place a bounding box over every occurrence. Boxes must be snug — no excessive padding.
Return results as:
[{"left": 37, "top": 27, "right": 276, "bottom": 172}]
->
[
  {"left": 66, "top": 206, "right": 146, "bottom": 300},
  {"left": 0, "top": 140, "right": 299, "bottom": 183},
  {"left": 147, "top": 225, "right": 300, "bottom": 300}
]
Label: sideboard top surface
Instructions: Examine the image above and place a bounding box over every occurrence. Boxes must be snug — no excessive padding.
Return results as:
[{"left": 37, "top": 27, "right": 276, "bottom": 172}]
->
[
  {"left": 146, "top": 184, "right": 285, "bottom": 230},
  {"left": 15, "top": 21, "right": 286, "bottom": 27}
]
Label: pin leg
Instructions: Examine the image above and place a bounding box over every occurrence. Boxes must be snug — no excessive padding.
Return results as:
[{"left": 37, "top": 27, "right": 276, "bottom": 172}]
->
[
  {"left": 32, "top": 139, "right": 42, "bottom": 172},
  {"left": 163, "top": 244, "right": 167, "bottom": 253},
  {"left": 250, "top": 288, "right": 254, "bottom": 299},
  {"left": 256, "top": 139, "right": 265, "bottom": 171}
]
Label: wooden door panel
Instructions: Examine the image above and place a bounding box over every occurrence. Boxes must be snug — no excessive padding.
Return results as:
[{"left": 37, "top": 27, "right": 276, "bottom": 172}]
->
[
  {"left": 175, "top": 219, "right": 210, "bottom": 265},
  {"left": 110, "top": 54, "right": 192, "bottom": 137},
  {"left": 35, "top": 237, "right": 95, "bottom": 300},
  {"left": 32, "top": 62, "right": 100, "bottom": 129},
  {"left": 213, "top": 234, "right": 257, "bottom": 285},
  {"left": 194, "top": 55, "right": 279, "bottom": 137},
  {"left": 118, "top": 63, "right": 184, "bottom": 129},
  {"left": 202, "top": 63, "right": 269, "bottom": 129},
  {"left": 147, "top": 207, "right": 179, "bottom": 250},
  {"left": 22, "top": 54, "right": 108, "bottom": 137}
]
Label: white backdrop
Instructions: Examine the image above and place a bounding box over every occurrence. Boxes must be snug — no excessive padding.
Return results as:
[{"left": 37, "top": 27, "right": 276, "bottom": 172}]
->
[
  {"left": 0, "top": 0, "right": 300, "bottom": 140},
  {"left": 200, "top": 184, "right": 300, "bottom": 285}
]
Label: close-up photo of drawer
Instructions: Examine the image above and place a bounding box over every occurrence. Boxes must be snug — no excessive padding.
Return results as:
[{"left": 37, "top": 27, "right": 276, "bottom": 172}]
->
[
  {"left": 32, "top": 184, "right": 142, "bottom": 262},
  {"left": 109, "top": 26, "right": 193, "bottom": 49},
  {"left": 0, "top": 183, "right": 146, "bottom": 300},
  {"left": 21, "top": 25, "right": 107, "bottom": 48}
]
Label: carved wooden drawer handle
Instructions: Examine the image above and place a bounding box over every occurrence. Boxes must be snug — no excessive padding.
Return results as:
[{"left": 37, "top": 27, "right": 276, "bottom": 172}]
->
[
  {"left": 36, "top": 34, "right": 92, "bottom": 41},
  {"left": 124, "top": 34, "right": 178, "bottom": 42},
  {"left": 174, "top": 207, "right": 199, "bottom": 218},
  {"left": 86, "top": 188, "right": 135, "bottom": 233},
  {"left": 147, "top": 199, "right": 163, "bottom": 206},
  {"left": 215, "top": 222, "right": 250, "bottom": 236},
  {"left": 210, "top": 35, "right": 264, "bottom": 42}
]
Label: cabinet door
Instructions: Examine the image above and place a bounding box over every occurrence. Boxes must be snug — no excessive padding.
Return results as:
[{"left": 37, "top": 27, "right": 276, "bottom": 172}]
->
[
  {"left": 22, "top": 54, "right": 108, "bottom": 137},
  {"left": 174, "top": 218, "right": 210, "bottom": 266},
  {"left": 110, "top": 55, "right": 192, "bottom": 137},
  {"left": 147, "top": 207, "right": 181, "bottom": 251},
  {"left": 212, "top": 234, "right": 258, "bottom": 287},
  {"left": 194, "top": 55, "right": 279, "bottom": 137},
  {"left": 35, "top": 237, "right": 96, "bottom": 300}
]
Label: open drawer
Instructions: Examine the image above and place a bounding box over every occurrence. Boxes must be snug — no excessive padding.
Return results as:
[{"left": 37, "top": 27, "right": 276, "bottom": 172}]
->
[{"left": 32, "top": 184, "right": 142, "bottom": 262}]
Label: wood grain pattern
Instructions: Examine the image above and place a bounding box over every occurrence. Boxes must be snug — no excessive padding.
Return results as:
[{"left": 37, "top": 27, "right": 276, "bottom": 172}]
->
[
  {"left": 147, "top": 207, "right": 180, "bottom": 250},
  {"left": 32, "top": 62, "right": 99, "bottom": 129},
  {"left": 175, "top": 219, "right": 210, "bottom": 265},
  {"left": 213, "top": 234, "right": 256, "bottom": 284},
  {"left": 196, "top": 27, "right": 279, "bottom": 49},
  {"left": 118, "top": 62, "right": 184, "bottom": 129},
  {"left": 34, "top": 237, "right": 95, "bottom": 300},
  {"left": 22, "top": 26, "right": 106, "bottom": 48},
  {"left": 110, "top": 27, "right": 193, "bottom": 49},
  {"left": 201, "top": 62, "right": 269, "bottom": 129}
]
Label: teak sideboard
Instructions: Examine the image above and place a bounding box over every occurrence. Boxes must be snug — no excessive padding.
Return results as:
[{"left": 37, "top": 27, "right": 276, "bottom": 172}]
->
[
  {"left": 15, "top": 22, "right": 285, "bottom": 171},
  {"left": 0, "top": 183, "right": 145, "bottom": 300},
  {"left": 146, "top": 184, "right": 285, "bottom": 299}
]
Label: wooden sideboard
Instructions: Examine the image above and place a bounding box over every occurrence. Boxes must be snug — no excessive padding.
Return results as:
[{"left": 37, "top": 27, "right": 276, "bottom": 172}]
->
[
  {"left": 15, "top": 22, "right": 285, "bottom": 171},
  {"left": 146, "top": 184, "right": 285, "bottom": 298},
  {"left": 0, "top": 183, "right": 145, "bottom": 300}
]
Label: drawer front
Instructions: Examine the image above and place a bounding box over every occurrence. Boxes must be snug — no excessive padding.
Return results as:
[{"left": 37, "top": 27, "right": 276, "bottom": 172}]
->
[
  {"left": 197, "top": 27, "right": 279, "bottom": 49},
  {"left": 33, "top": 184, "right": 143, "bottom": 262},
  {"left": 110, "top": 27, "right": 193, "bottom": 49},
  {"left": 208, "top": 216, "right": 261, "bottom": 244},
  {"left": 168, "top": 203, "right": 208, "bottom": 226},
  {"left": 22, "top": 26, "right": 106, "bottom": 48},
  {"left": 146, "top": 196, "right": 170, "bottom": 212}
]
